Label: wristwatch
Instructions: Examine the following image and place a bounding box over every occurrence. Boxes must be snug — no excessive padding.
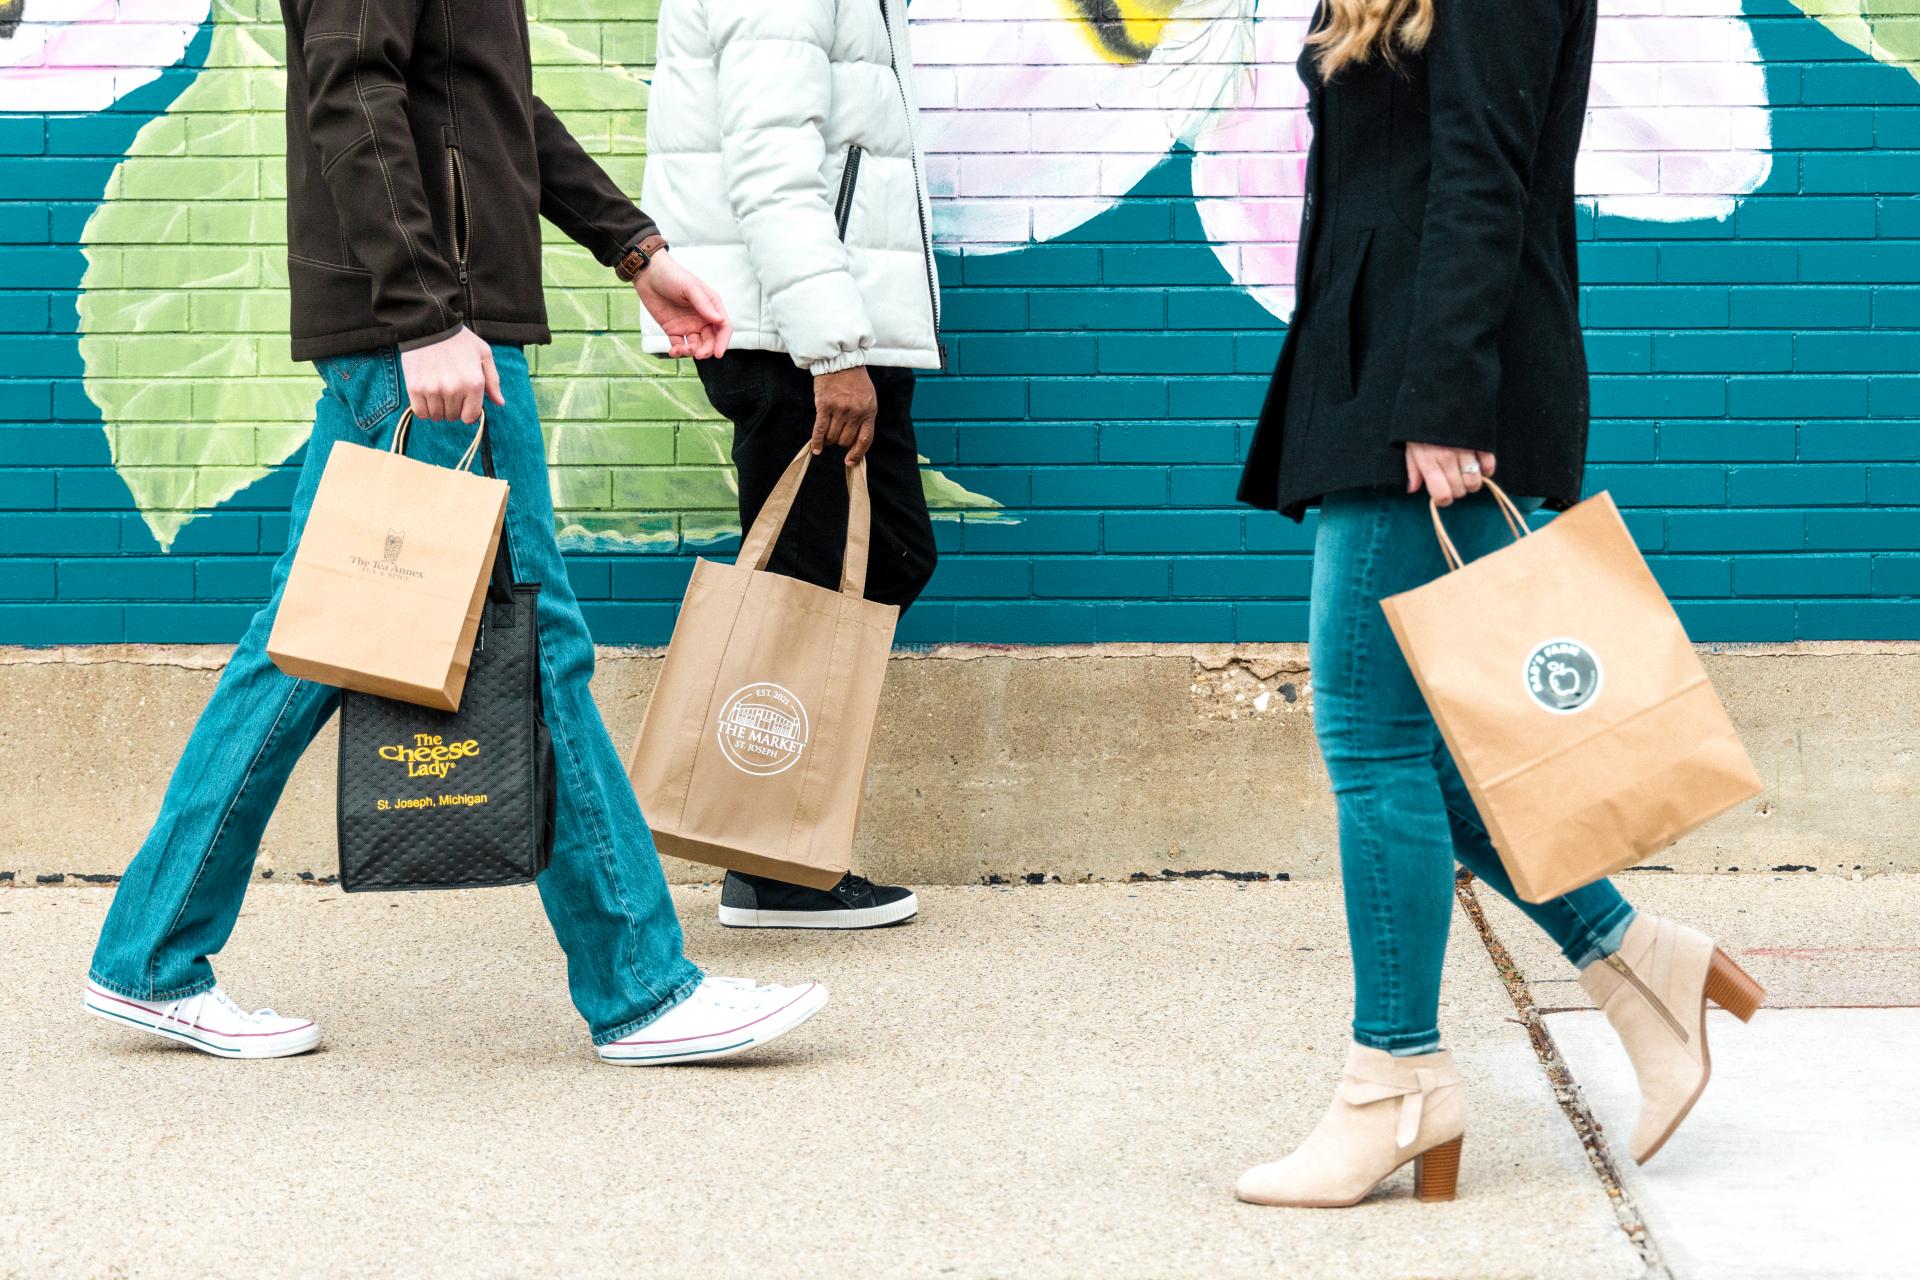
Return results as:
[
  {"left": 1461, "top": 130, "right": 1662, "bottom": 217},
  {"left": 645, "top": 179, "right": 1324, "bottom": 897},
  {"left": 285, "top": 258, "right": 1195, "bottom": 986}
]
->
[{"left": 615, "top": 233, "right": 669, "bottom": 282}]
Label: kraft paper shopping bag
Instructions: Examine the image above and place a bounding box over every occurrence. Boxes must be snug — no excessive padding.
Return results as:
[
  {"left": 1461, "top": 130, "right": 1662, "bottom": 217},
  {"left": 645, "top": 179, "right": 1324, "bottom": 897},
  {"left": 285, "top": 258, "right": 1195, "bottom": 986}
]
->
[
  {"left": 628, "top": 445, "right": 899, "bottom": 890},
  {"left": 267, "top": 409, "right": 506, "bottom": 711},
  {"left": 1381, "top": 484, "right": 1761, "bottom": 903}
]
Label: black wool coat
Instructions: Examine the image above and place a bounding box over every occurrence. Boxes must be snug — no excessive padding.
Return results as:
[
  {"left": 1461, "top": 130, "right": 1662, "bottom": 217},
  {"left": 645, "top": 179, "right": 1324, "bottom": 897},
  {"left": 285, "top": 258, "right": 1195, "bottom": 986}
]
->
[{"left": 1239, "top": 0, "right": 1600, "bottom": 520}]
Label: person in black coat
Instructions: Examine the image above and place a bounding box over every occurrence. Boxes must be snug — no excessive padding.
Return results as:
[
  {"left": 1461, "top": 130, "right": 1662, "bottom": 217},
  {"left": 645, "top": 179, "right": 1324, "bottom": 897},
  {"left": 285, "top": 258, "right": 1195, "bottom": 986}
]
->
[{"left": 1234, "top": 0, "right": 1760, "bottom": 1209}]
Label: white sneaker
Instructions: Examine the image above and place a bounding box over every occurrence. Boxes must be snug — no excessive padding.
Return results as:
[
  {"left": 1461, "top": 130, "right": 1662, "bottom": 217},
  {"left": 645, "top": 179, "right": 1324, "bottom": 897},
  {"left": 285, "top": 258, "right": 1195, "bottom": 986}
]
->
[
  {"left": 595, "top": 976, "right": 829, "bottom": 1066},
  {"left": 83, "top": 980, "right": 323, "bottom": 1059}
]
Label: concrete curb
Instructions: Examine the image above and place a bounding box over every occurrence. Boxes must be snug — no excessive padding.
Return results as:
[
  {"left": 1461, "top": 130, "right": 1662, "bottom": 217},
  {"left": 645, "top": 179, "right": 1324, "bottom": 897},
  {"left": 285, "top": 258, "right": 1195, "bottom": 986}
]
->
[{"left": 4, "top": 642, "right": 1917, "bottom": 884}]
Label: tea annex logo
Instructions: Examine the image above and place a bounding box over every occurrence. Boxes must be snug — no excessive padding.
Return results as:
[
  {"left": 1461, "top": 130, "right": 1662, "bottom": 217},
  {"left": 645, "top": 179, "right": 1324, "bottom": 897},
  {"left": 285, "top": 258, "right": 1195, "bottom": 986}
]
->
[
  {"left": 716, "top": 683, "right": 809, "bottom": 776},
  {"left": 1524, "top": 639, "right": 1602, "bottom": 715},
  {"left": 349, "top": 526, "right": 425, "bottom": 580}
]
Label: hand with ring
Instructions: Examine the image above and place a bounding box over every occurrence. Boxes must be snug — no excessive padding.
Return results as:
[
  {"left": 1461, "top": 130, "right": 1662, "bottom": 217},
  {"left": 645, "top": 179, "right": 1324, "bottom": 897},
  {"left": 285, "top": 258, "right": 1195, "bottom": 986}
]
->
[{"left": 1405, "top": 442, "right": 1497, "bottom": 506}]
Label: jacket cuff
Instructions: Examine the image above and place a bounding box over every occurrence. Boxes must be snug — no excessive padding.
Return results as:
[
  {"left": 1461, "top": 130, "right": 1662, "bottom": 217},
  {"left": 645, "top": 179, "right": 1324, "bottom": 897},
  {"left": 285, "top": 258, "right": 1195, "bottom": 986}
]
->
[
  {"left": 1390, "top": 389, "right": 1499, "bottom": 454},
  {"left": 396, "top": 319, "right": 468, "bottom": 353},
  {"left": 808, "top": 349, "right": 871, "bottom": 376},
  {"left": 594, "top": 207, "right": 659, "bottom": 269}
]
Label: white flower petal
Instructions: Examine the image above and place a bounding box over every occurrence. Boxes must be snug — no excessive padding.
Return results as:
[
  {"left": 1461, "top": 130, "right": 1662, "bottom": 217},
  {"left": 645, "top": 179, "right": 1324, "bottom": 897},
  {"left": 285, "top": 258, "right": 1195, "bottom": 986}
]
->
[
  {"left": 0, "top": 0, "right": 210, "bottom": 113},
  {"left": 1187, "top": 0, "right": 1315, "bottom": 320},
  {"left": 914, "top": 0, "right": 1183, "bottom": 252},
  {"left": 1581, "top": 0, "right": 1771, "bottom": 220}
]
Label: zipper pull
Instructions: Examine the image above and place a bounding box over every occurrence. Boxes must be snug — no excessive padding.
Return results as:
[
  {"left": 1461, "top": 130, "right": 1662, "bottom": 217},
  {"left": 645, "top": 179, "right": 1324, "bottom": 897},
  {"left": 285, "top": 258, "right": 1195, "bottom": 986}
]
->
[{"left": 457, "top": 264, "right": 469, "bottom": 286}]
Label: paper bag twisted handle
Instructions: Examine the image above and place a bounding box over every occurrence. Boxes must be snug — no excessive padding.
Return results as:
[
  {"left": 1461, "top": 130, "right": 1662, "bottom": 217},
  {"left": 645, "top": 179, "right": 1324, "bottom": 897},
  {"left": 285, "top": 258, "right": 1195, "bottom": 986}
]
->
[
  {"left": 1429, "top": 479, "right": 1530, "bottom": 572},
  {"left": 390, "top": 407, "right": 488, "bottom": 474}
]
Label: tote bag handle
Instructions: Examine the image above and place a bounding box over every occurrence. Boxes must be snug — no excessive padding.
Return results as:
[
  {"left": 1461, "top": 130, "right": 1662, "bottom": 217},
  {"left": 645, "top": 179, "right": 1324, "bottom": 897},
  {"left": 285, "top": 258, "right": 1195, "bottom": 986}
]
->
[
  {"left": 736, "top": 444, "right": 872, "bottom": 598},
  {"left": 391, "top": 407, "right": 489, "bottom": 474},
  {"left": 1429, "top": 480, "right": 1531, "bottom": 572}
]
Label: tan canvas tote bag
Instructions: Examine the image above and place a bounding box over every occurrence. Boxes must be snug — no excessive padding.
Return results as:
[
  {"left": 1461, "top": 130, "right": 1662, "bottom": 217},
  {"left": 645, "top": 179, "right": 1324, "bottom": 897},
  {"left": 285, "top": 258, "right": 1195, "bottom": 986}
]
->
[
  {"left": 267, "top": 409, "right": 506, "bottom": 711},
  {"left": 1381, "top": 484, "right": 1761, "bottom": 903},
  {"left": 628, "top": 445, "right": 899, "bottom": 890}
]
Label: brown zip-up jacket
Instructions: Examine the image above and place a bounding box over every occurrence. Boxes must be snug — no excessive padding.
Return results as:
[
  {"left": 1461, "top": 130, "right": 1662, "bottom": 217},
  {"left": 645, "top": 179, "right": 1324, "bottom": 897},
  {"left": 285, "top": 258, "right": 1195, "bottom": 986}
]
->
[{"left": 280, "top": 0, "right": 658, "bottom": 360}]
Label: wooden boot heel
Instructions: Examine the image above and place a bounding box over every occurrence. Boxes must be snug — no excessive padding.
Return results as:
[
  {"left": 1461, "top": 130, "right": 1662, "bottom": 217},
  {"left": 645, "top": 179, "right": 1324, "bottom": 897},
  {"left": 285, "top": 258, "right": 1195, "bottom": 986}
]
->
[
  {"left": 1704, "top": 948, "right": 1765, "bottom": 1022},
  {"left": 1413, "top": 1135, "right": 1464, "bottom": 1203}
]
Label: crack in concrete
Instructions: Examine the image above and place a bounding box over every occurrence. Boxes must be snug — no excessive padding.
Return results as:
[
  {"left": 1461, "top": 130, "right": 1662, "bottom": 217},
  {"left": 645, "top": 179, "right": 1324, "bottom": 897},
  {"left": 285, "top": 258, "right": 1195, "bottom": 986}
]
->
[{"left": 1455, "top": 870, "right": 1672, "bottom": 1280}]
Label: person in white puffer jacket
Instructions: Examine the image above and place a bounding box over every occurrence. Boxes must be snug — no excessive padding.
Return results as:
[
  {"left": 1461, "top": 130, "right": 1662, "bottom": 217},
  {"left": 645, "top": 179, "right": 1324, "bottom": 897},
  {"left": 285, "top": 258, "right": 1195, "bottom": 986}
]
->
[{"left": 643, "top": 0, "right": 934, "bottom": 931}]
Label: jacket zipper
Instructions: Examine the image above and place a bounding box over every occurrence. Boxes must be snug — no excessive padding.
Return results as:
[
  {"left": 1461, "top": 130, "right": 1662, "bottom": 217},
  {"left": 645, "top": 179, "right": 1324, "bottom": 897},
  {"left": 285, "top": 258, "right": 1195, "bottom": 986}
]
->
[
  {"left": 875, "top": 0, "right": 943, "bottom": 369},
  {"left": 446, "top": 141, "right": 473, "bottom": 292},
  {"left": 834, "top": 145, "right": 863, "bottom": 241},
  {"left": 1605, "top": 953, "right": 1689, "bottom": 1042}
]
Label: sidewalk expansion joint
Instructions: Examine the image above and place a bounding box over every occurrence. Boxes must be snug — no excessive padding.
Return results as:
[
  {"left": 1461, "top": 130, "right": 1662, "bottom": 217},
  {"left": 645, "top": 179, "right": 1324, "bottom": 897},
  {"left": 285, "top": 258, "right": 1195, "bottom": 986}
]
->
[{"left": 1454, "top": 870, "right": 1671, "bottom": 1280}]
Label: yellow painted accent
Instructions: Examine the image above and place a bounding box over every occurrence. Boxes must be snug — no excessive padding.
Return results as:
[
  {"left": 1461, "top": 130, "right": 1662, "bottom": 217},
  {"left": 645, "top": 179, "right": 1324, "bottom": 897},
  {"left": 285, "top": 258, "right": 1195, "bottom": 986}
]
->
[{"left": 1055, "top": 0, "right": 1183, "bottom": 63}]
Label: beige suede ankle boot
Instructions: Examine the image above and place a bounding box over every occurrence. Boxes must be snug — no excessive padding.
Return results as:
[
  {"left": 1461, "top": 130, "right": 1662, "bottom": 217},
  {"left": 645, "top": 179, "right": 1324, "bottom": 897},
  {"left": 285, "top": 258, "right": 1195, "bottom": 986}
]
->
[
  {"left": 1579, "top": 913, "right": 1765, "bottom": 1165},
  {"left": 1236, "top": 1043, "right": 1466, "bottom": 1208}
]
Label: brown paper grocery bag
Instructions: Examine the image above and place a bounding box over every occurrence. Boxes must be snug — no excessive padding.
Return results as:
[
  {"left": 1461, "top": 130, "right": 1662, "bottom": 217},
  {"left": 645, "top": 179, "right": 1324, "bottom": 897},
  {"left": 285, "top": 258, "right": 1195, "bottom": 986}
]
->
[
  {"left": 267, "top": 409, "right": 506, "bottom": 711},
  {"left": 1381, "top": 484, "right": 1761, "bottom": 903},
  {"left": 628, "top": 445, "right": 899, "bottom": 890}
]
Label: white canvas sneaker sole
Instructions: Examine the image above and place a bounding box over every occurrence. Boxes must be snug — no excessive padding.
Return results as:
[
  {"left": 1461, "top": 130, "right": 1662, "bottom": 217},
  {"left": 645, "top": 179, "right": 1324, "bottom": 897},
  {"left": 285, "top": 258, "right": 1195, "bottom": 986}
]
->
[
  {"left": 596, "top": 982, "right": 830, "bottom": 1066},
  {"left": 82, "top": 984, "right": 323, "bottom": 1059},
  {"left": 718, "top": 892, "right": 919, "bottom": 930}
]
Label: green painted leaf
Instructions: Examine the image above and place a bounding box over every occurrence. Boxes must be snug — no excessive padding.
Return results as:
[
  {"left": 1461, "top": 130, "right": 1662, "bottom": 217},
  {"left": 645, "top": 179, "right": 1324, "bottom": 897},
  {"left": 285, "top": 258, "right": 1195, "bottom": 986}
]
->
[
  {"left": 80, "top": 0, "right": 996, "bottom": 554},
  {"left": 1792, "top": 1, "right": 1920, "bottom": 81}
]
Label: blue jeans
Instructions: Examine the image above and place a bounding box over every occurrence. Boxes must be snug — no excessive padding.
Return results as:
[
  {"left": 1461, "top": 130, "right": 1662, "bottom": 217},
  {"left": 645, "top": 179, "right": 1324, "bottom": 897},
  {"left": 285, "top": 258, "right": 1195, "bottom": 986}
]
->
[
  {"left": 1310, "top": 487, "right": 1635, "bottom": 1056},
  {"left": 90, "top": 346, "right": 702, "bottom": 1044}
]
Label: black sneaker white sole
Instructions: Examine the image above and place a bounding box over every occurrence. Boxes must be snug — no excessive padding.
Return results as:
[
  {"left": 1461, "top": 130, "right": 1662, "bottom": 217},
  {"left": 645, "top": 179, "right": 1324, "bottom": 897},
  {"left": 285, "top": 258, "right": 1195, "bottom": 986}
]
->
[{"left": 718, "top": 892, "right": 919, "bottom": 930}]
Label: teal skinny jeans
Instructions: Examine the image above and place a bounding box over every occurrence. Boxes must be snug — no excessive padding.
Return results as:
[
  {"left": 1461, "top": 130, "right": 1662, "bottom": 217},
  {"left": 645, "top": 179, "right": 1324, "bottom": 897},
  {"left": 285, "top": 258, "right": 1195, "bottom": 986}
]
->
[{"left": 1309, "top": 487, "right": 1635, "bottom": 1056}]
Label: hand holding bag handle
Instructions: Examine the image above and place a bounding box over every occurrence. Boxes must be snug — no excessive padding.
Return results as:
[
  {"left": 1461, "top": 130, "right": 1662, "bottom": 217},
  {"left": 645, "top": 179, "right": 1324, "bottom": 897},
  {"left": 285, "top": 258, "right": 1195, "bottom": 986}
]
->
[
  {"left": 391, "top": 406, "right": 489, "bottom": 474},
  {"left": 736, "top": 443, "right": 872, "bottom": 598},
  {"left": 390, "top": 406, "right": 516, "bottom": 609},
  {"left": 1429, "top": 480, "right": 1531, "bottom": 572}
]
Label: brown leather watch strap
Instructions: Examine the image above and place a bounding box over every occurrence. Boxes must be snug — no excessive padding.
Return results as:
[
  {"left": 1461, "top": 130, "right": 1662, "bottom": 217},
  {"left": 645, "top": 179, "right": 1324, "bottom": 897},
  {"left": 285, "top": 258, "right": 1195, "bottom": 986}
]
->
[{"left": 615, "top": 233, "right": 669, "bottom": 282}]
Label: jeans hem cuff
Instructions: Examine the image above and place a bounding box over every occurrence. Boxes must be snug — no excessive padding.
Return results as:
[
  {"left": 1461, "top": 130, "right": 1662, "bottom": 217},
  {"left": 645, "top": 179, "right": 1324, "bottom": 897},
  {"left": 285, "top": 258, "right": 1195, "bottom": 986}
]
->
[
  {"left": 1567, "top": 904, "right": 1638, "bottom": 970},
  {"left": 85, "top": 970, "right": 217, "bottom": 1004},
  {"left": 1352, "top": 1030, "right": 1443, "bottom": 1055},
  {"left": 590, "top": 968, "right": 705, "bottom": 1046}
]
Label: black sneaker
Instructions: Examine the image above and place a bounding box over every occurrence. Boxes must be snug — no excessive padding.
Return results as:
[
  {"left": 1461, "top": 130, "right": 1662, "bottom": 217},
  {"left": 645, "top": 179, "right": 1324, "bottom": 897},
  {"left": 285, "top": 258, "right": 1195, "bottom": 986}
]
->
[{"left": 718, "top": 871, "right": 919, "bottom": 930}]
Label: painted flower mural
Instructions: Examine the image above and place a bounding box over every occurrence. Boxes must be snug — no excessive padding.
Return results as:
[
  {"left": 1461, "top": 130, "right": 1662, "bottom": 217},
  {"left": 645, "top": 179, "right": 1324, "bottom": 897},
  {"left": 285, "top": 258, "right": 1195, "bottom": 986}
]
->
[
  {"left": 915, "top": 0, "right": 1776, "bottom": 321},
  {"left": 1, "top": 0, "right": 1879, "bottom": 552},
  {"left": 57, "top": 0, "right": 993, "bottom": 553}
]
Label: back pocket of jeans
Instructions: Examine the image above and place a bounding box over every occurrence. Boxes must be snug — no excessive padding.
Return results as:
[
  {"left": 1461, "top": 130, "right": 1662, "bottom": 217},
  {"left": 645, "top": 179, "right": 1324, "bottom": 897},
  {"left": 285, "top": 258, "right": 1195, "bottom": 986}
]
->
[{"left": 317, "top": 348, "right": 401, "bottom": 435}]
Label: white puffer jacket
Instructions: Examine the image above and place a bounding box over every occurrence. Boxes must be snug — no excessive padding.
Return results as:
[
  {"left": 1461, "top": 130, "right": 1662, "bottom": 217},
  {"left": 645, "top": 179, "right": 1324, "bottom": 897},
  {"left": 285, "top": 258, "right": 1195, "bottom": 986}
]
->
[{"left": 642, "top": 0, "right": 942, "bottom": 373}]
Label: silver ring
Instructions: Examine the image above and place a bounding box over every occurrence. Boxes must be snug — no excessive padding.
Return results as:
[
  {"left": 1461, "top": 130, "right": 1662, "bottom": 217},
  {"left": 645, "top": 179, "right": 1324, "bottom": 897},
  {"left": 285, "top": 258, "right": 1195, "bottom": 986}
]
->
[{"left": 1461, "top": 461, "right": 1481, "bottom": 475}]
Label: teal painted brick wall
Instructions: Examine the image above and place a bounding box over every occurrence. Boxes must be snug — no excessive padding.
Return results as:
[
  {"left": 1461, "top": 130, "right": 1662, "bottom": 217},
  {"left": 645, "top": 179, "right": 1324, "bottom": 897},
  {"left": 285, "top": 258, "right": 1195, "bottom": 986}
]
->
[{"left": 0, "top": 2, "right": 1917, "bottom": 646}]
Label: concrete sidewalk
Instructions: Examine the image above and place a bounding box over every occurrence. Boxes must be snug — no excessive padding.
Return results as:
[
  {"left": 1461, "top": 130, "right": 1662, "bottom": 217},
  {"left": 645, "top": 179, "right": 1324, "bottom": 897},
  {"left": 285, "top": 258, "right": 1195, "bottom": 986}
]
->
[{"left": 1, "top": 874, "right": 1911, "bottom": 1278}]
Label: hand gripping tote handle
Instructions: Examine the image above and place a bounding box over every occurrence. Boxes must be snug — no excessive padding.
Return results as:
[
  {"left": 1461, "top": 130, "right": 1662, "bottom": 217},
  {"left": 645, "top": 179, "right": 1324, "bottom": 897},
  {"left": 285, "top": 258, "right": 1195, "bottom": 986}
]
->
[
  {"left": 625, "top": 440, "right": 898, "bottom": 892},
  {"left": 389, "top": 405, "right": 489, "bottom": 473},
  {"left": 736, "top": 442, "right": 874, "bottom": 596},
  {"left": 1428, "top": 479, "right": 1531, "bottom": 572}
]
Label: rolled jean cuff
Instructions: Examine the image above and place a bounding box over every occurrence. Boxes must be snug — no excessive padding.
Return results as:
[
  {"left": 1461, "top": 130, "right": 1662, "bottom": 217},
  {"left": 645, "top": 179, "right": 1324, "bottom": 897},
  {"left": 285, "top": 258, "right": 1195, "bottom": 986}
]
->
[
  {"left": 1568, "top": 905, "right": 1637, "bottom": 971},
  {"left": 1353, "top": 1026, "right": 1444, "bottom": 1057}
]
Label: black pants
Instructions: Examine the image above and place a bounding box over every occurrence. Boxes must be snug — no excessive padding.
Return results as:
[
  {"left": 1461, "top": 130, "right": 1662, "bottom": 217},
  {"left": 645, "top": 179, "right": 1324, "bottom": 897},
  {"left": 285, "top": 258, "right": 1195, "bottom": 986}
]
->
[{"left": 697, "top": 350, "right": 937, "bottom": 610}]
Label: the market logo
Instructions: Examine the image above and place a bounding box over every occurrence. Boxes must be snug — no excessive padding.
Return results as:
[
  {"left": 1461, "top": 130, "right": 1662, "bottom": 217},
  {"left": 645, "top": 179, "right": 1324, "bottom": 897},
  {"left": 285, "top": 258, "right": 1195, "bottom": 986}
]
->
[
  {"left": 378, "top": 732, "right": 480, "bottom": 779},
  {"left": 716, "top": 683, "right": 809, "bottom": 776},
  {"left": 1524, "top": 639, "right": 1602, "bottom": 714}
]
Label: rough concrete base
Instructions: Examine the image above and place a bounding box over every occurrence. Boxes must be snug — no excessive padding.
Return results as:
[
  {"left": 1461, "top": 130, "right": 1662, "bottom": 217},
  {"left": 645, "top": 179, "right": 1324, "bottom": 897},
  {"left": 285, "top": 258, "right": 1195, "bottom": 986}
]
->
[
  {"left": 3, "top": 642, "right": 1916, "bottom": 884},
  {"left": 0, "top": 882, "right": 1642, "bottom": 1280}
]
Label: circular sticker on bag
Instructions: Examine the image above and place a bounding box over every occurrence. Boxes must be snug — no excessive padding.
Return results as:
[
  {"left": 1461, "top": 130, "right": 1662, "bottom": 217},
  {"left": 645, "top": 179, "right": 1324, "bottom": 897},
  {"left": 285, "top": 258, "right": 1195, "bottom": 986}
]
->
[
  {"left": 1524, "top": 640, "right": 1603, "bottom": 715},
  {"left": 715, "top": 683, "right": 810, "bottom": 776}
]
